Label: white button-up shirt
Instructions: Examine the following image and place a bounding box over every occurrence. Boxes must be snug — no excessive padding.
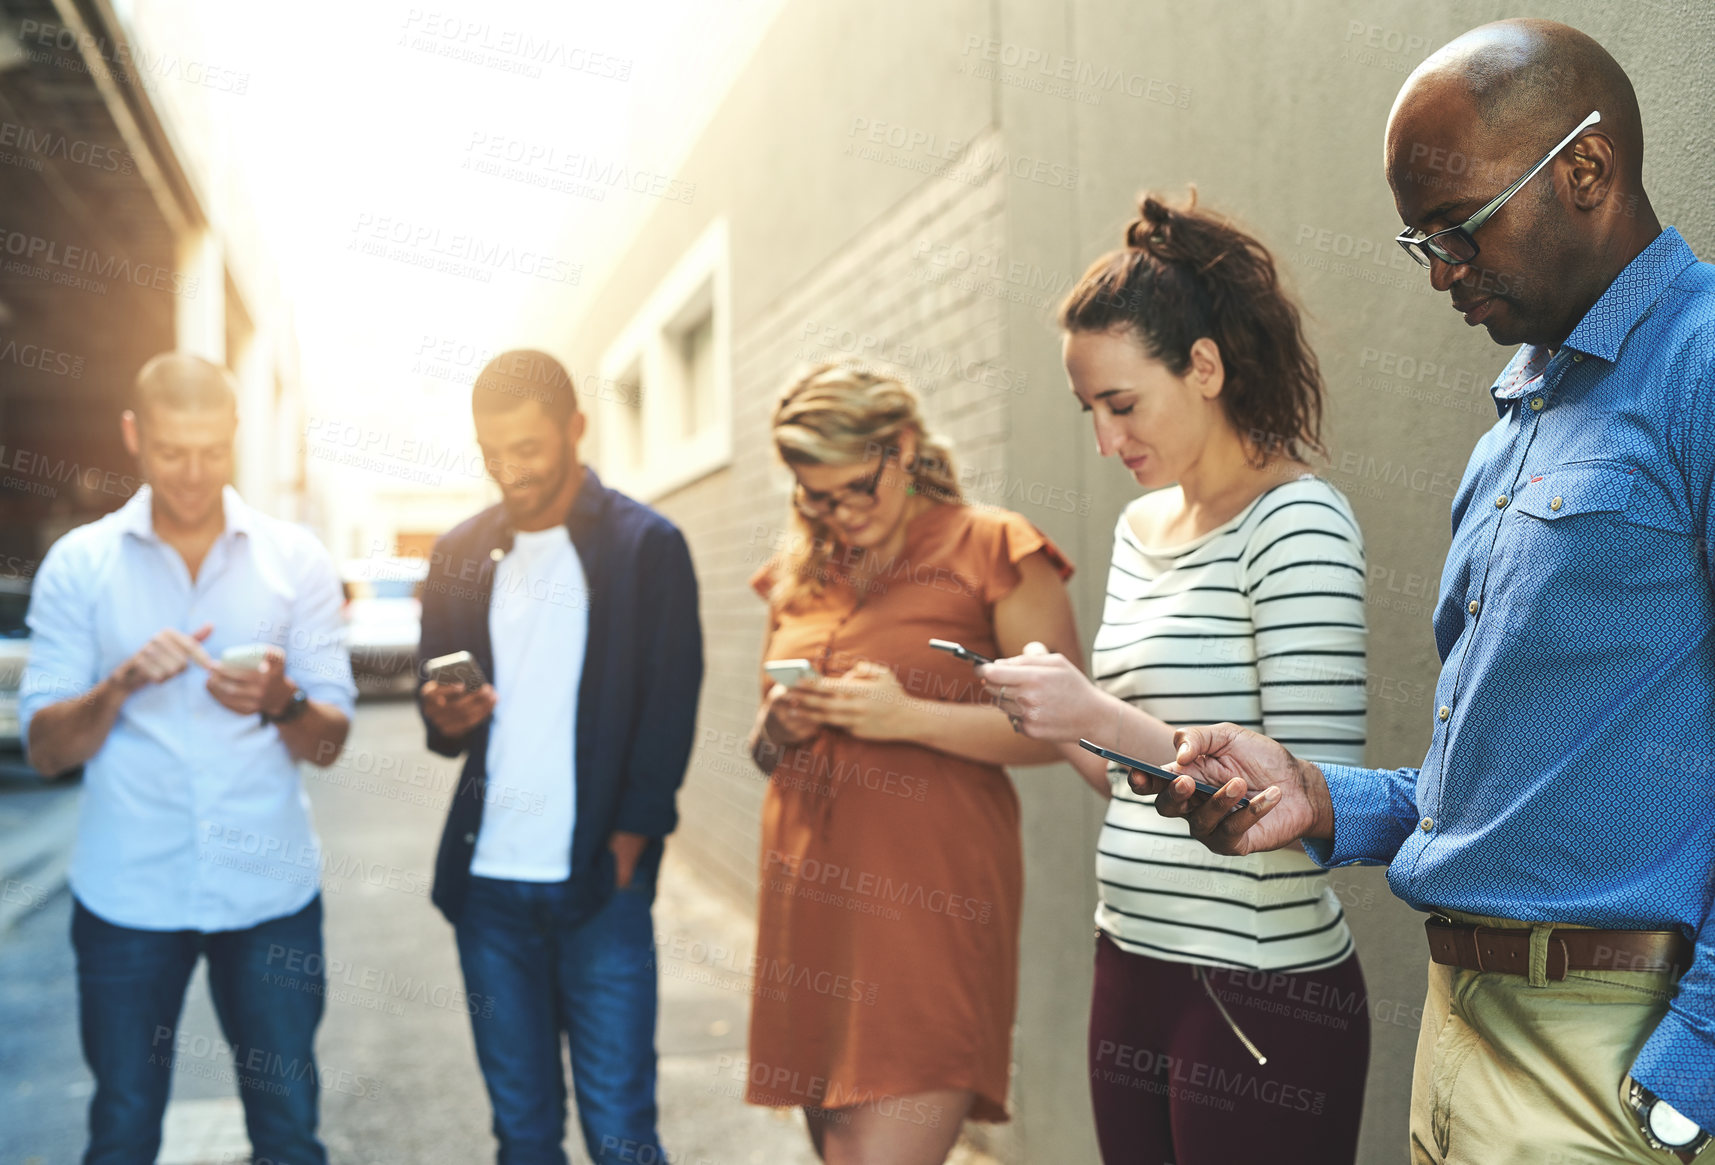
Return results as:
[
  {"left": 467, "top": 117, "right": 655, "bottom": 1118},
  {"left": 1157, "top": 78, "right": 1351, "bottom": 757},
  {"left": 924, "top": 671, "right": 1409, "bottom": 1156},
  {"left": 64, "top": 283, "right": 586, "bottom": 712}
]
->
[{"left": 20, "top": 485, "right": 357, "bottom": 932}]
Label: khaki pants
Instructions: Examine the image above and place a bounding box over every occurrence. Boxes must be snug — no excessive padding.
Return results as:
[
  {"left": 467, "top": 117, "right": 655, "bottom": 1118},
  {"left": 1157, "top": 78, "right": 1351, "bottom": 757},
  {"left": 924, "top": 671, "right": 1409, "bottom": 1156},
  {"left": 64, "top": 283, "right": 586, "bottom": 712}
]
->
[{"left": 1411, "top": 910, "right": 1715, "bottom": 1165}]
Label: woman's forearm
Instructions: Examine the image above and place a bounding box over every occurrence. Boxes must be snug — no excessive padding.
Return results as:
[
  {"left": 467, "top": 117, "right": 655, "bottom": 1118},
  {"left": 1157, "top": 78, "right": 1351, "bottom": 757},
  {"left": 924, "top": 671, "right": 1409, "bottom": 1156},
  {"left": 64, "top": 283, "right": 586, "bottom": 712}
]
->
[
  {"left": 1047, "top": 689, "right": 1178, "bottom": 795},
  {"left": 900, "top": 699, "right": 1063, "bottom": 768},
  {"left": 1073, "top": 688, "right": 1178, "bottom": 765},
  {"left": 1055, "top": 738, "right": 1118, "bottom": 795},
  {"left": 891, "top": 685, "right": 1178, "bottom": 773}
]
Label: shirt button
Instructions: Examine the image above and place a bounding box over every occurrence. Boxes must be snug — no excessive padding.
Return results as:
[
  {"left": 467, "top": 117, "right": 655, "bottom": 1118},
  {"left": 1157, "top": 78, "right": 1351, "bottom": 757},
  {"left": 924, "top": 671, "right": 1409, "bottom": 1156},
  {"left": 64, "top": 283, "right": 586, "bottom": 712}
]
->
[
  {"left": 464, "top": 832, "right": 477, "bottom": 844},
  {"left": 1495, "top": 494, "right": 1509, "bottom": 509},
  {"left": 1550, "top": 496, "right": 1563, "bottom": 512},
  {"left": 1438, "top": 705, "right": 1450, "bottom": 721},
  {"left": 1421, "top": 816, "right": 1435, "bottom": 832},
  {"left": 1467, "top": 600, "right": 1480, "bottom": 616},
  {"left": 490, "top": 548, "right": 504, "bottom": 562},
  {"left": 1529, "top": 397, "right": 1544, "bottom": 411}
]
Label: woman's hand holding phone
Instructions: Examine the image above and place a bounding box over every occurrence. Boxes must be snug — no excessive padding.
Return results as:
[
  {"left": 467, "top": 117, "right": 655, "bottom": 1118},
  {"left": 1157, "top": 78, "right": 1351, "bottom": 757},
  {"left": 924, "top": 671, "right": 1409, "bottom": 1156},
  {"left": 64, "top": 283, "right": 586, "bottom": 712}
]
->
[
  {"left": 791, "top": 661, "right": 921, "bottom": 741},
  {"left": 761, "top": 681, "right": 820, "bottom": 746},
  {"left": 976, "top": 641, "right": 1106, "bottom": 741}
]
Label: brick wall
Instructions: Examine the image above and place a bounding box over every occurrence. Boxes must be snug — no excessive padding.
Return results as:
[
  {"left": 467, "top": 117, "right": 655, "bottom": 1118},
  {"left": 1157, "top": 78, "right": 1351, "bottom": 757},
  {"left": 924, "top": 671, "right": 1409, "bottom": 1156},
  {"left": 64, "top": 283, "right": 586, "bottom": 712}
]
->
[{"left": 652, "top": 127, "right": 1016, "bottom": 907}]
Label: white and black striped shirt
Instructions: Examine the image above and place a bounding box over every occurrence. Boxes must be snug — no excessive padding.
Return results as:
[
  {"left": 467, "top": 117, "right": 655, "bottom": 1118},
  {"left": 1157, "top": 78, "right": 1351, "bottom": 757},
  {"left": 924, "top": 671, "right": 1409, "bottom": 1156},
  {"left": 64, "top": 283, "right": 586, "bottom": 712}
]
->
[{"left": 1091, "top": 476, "right": 1367, "bottom": 972}]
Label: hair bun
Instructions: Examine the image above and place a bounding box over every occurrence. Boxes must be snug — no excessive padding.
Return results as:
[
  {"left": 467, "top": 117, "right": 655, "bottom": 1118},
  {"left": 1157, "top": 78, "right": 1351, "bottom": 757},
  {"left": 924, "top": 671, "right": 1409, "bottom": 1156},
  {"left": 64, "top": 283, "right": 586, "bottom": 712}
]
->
[{"left": 1124, "top": 195, "right": 1174, "bottom": 249}]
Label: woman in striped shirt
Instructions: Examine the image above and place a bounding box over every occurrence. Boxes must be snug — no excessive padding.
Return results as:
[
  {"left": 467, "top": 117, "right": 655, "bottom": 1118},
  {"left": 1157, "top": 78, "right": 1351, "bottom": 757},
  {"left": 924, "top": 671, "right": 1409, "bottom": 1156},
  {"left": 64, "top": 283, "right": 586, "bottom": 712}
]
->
[{"left": 980, "top": 191, "right": 1370, "bottom": 1164}]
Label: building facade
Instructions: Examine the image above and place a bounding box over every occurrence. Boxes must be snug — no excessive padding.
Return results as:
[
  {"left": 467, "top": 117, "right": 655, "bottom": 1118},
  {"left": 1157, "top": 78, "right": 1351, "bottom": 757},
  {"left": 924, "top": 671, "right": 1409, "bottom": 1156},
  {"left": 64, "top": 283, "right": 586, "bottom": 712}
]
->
[{"left": 526, "top": 1, "right": 1715, "bottom": 1160}]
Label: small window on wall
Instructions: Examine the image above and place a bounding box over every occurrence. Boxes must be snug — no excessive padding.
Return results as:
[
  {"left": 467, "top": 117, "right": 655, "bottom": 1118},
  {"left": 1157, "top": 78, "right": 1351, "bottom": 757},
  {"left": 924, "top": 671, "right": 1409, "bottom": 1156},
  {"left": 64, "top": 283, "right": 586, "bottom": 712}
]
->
[
  {"left": 675, "top": 308, "right": 716, "bottom": 440},
  {"left": 597, "top": 219, "right": 731, "bottom": 500}
]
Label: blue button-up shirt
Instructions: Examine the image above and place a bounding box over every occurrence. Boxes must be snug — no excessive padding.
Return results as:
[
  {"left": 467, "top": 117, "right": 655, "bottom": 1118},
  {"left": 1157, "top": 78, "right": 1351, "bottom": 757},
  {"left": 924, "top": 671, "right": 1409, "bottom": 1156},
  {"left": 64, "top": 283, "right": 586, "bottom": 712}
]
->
[
  {"left": 20, "top": 485, "right": 357, "bottom": 932},
  {"left": 1308, "top": 228, "right": 1715, "bottom": 1126}
]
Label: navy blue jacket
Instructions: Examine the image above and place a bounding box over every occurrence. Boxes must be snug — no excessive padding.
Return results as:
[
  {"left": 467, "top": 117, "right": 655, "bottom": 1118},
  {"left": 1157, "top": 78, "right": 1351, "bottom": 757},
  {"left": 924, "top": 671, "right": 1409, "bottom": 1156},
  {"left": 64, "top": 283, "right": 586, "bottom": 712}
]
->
[{"left": 416, "top": 468, "right": 703, "bottom": 924}]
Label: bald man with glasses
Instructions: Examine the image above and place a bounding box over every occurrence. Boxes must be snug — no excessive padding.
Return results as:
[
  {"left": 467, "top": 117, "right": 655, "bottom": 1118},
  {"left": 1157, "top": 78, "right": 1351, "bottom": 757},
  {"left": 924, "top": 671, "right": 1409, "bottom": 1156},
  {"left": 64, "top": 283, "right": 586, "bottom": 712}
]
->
[{"left": 1130, "top": 20, "right": 1715, "bottom": 1165}]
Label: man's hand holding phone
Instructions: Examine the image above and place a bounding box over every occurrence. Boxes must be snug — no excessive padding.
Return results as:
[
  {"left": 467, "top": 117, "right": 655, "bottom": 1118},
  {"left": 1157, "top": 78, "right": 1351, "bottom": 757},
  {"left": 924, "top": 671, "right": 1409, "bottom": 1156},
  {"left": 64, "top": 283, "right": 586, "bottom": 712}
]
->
[
  {"left": 422, "top": 680, "right": 498, "bottom": 739},
  {"left": 205, "top": 647, "right": 291, "bottom": 717},
  {"left": 1144, "top": 723, "right": 1336, "bottom": 857}
]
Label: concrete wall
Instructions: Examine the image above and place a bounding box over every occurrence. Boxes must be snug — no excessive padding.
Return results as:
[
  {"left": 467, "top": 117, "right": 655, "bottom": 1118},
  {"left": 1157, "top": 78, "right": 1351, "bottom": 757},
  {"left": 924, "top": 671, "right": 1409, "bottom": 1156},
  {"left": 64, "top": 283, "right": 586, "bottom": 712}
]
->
[{"left": 564, "top": 2, "right": 1715, "bottom": 1161}]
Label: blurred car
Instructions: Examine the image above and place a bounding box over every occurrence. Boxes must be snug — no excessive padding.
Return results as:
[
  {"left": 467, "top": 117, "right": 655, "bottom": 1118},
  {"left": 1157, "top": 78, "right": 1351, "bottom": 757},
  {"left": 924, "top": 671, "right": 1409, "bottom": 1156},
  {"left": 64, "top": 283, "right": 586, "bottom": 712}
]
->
[
  {"left": 342, "top": 556, "right": 426, "bottom": 691},
  {"left": 0, "top": 577, "right": 30, "bottom": 751}
]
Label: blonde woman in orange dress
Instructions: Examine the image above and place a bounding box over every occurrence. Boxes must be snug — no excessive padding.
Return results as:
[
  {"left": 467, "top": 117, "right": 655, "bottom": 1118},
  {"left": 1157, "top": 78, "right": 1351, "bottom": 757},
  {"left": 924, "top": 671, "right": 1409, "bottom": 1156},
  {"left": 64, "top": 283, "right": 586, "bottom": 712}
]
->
[{"left": 744, "top": 362, "right": 1084, "bottom": 1164}]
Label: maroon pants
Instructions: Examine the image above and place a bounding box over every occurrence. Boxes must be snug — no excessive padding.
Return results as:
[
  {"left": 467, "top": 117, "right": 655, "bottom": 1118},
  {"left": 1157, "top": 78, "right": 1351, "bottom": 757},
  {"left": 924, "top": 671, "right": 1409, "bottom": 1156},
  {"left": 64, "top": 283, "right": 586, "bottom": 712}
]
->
[{"left": 1088, "top": 933, "right": 1369, "bottom": 1165}]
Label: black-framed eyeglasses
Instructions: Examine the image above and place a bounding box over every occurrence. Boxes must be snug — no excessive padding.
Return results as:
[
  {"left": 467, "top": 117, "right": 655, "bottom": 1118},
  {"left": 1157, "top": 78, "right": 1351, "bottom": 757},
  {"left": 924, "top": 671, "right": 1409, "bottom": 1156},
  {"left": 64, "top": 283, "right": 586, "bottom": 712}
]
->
[
  {"left": 1395, "top": 109, "right": 1601, "bottom": 269},
  {"left": 792, "top": 447, "right": 896, "bottom": 518}
]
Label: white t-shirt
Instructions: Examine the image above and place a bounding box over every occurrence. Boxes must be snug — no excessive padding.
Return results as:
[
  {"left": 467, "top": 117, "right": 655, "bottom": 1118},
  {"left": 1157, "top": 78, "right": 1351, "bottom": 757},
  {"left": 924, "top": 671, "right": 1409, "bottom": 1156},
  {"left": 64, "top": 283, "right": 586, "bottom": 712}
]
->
[{"left": 471, "top": 525, "right": 588, "bottom": 882}]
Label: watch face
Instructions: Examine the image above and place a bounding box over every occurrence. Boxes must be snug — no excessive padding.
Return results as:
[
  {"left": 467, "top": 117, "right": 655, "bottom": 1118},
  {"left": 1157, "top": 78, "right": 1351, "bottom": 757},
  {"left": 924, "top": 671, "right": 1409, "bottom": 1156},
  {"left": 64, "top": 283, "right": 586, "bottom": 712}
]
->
[
  {"left": 1649, "top": 1099, "right": 1702, "bottom": 1147},
  {"left": 269, "top": 688, "right": 307, "bottom": 723}
]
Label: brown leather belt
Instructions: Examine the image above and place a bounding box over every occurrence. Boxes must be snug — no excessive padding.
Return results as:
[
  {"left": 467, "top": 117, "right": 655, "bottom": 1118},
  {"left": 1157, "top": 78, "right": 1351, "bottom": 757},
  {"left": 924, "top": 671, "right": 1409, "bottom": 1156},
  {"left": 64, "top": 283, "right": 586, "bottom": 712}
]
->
[{"left": 1425, "top": 916, "right": 1693, "bottom": 980}]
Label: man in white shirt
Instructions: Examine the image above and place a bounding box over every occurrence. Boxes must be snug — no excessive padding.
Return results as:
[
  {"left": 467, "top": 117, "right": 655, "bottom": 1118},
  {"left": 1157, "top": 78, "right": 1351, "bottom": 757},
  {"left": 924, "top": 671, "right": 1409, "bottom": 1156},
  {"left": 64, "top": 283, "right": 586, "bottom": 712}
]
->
[
  {"left": 418, "top": 350, "right": 703, "bottom": 1165},
  {"left": 22, "top": 353, "right": 356, "bottom": 1165}
]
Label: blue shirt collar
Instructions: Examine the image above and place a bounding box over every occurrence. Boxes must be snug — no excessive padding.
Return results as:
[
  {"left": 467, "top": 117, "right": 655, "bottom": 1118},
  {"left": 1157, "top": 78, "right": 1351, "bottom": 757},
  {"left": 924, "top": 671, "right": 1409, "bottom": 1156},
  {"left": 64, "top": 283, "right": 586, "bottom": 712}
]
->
[{"left": 1489, "top": 227, "right": 1699, "bottom": 416}]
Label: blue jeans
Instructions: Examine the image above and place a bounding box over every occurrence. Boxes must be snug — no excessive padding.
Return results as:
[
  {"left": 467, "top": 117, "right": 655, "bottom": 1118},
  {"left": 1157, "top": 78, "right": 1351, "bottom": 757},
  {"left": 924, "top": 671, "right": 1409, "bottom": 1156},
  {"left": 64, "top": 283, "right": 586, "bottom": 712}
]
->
[
  {"left": 455, "top": 869, "right": 662, "bottom": 1165},
  {"left": 71, "top": 895, "right": 328, "bottom": 1165}
]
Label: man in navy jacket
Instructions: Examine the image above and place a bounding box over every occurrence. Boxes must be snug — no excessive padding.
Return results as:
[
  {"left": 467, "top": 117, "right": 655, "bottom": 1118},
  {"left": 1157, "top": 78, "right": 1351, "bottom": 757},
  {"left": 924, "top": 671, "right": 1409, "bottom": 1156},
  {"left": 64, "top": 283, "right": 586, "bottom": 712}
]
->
[{"left": 417, "top": 349, "right": 702, "bottom": 1165}]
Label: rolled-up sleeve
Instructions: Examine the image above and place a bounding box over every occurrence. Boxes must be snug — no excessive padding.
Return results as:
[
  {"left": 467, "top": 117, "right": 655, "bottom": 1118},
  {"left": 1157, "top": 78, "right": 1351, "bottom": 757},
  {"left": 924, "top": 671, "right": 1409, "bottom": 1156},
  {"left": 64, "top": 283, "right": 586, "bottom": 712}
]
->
[
  {"left": 1302, "top": 762, "right": 1421, "bottom": 867},
  {"left": 287, "top": 538, "right": 357, "bottom": 718},
  {"left": 19, "top": 538, "right": 101, "bottom": 757}
]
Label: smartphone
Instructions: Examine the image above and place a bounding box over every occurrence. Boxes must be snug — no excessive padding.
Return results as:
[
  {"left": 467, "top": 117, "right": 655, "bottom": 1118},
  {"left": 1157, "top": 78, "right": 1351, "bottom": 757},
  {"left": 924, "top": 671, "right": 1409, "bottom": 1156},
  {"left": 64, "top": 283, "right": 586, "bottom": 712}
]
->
[
  {"left": 1077, "top": 738, "right": 1251, "bottom": 809},
  {"left": 425, "top": 650, "right": 489, "bottom": 692},
  {"left": 221, "top": 643, "right": 271, "bottom": 671},
  {"left": 929, "top": 638, "right": 993, "bottom": 666},
  {"left": 764, "top": 658, "right": 817, "bottom": 688}
]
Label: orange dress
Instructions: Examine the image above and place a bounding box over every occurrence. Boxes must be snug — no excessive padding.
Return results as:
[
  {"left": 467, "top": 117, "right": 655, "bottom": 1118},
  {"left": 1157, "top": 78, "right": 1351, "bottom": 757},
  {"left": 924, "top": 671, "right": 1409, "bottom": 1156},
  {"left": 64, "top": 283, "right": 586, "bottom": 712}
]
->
[{"left": 745, "top": 501, "right": 1074, "bottom": 1123}]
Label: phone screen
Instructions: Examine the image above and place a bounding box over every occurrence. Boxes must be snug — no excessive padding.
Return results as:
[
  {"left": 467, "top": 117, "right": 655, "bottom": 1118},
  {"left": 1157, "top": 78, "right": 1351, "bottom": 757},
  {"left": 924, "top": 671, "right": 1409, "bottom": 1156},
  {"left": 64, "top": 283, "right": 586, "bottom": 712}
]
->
[
  {"left": 427, "top": 652, "right": 488, "bottom": 692},
  {"left": 928, "top": 638, "right": 993, "bottom": 666},
  {"left": 764, "top": 659, "right": 816, "bottom": 688},
  {"left": 1077, "top": 739, "right": 1250, "bottom": 808}
]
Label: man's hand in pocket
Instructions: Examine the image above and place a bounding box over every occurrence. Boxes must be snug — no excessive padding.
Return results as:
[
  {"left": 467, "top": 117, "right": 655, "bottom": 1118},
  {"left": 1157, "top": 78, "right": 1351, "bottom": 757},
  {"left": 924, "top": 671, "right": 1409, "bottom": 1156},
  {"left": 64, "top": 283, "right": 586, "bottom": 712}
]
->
[{"left": 609, "top": 831, "right": 650, "bottom": 889}]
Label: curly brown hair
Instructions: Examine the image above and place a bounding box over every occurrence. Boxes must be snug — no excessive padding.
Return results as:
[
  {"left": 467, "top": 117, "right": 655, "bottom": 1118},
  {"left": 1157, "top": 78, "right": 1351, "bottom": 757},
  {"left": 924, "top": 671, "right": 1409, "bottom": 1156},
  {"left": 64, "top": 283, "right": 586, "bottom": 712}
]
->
[{"left": 1057, "top": 188, "right": 1325, "bottom": 465}]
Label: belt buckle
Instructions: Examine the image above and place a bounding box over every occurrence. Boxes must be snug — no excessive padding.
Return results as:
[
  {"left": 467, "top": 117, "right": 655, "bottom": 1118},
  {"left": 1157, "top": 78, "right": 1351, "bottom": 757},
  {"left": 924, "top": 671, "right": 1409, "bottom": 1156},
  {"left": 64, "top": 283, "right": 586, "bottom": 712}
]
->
[{"left": 1424, "top": 914, "right": 1477, "bottom": 970}]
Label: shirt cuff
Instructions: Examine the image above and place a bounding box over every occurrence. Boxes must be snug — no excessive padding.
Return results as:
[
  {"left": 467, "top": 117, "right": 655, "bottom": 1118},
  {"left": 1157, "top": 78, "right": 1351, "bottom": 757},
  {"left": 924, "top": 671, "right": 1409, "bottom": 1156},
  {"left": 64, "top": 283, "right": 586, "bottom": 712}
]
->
[
  {"left": 296, "top": 674, "right": 358, "bottom": 719},
  {"left": 18, "top": 671, "right": 94, "bottom": 748},
  {"left": 1301, "top": 762, "right": 1415, "bottom": 868},
  {"left": 1631, "top": 1007, "right": 1715, "bottom": 1133}
]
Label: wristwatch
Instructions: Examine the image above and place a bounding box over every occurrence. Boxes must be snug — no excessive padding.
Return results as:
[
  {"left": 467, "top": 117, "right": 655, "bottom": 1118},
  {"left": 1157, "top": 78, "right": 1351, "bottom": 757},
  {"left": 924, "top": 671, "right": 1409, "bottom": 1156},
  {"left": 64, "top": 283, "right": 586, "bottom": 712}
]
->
[
  {"left": 261, "top": 686, "right": 308, "bottom": 727},
  {"left": 1626, "top": 1077, "right": 1713, "bottom": 1157}
]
